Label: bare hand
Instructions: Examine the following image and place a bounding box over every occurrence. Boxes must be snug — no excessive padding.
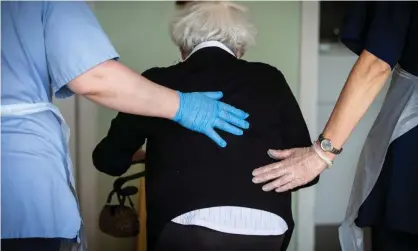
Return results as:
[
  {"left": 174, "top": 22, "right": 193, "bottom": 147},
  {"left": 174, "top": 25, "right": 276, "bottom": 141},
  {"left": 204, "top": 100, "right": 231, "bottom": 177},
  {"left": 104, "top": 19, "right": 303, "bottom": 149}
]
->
[
  {"left": 132, "top": 148, "right": 146, "bottom": 162},
  {"left": 252, "top": 147, "right": 327, "bottom": 192}
]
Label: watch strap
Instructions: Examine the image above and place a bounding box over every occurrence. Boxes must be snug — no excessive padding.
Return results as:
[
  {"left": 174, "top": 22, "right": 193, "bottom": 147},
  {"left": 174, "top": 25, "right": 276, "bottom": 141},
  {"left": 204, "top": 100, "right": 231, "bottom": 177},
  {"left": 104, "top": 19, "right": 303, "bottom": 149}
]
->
[
  {"left": 318, "top": 134, "right": 343, "bottom": 155},
  {"left": 312, "top": 142, "right": 333, "bottom": 167}
]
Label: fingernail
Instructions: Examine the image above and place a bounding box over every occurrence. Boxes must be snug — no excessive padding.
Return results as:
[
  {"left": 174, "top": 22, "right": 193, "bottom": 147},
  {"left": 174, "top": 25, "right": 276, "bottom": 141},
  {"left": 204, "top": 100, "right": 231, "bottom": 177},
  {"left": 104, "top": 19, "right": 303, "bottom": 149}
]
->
[
  {"left": 267, "top": 150, "right": 275, "bottom": 158},
  {"left": 244, "top": 122, "right": 250, "bottom": 129},
  {"left": 252, "top": 178, "right": 259, "bottom": 183},
  {"left": 262, "top": 186, "right": 269, "bottom": 191},
  {"left": 221, "top": 141, "right": 227, "bottom": 147},
  {"left": 252, "top": 169, "right": 260, "bottom": 176},
  {"left": 237, "top": 130, "right": 243, "bottom": 135}
]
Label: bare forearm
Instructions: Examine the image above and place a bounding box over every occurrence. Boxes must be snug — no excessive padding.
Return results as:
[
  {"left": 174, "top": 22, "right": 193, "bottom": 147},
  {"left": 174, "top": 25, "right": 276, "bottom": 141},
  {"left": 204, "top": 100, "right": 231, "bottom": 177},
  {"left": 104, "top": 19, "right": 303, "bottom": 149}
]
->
[
  {"left": 68, "top": 60, "right": 179, "bottom": 119},
  {"left": 322, "top": 50, "right": 391, "bottom": 159}
]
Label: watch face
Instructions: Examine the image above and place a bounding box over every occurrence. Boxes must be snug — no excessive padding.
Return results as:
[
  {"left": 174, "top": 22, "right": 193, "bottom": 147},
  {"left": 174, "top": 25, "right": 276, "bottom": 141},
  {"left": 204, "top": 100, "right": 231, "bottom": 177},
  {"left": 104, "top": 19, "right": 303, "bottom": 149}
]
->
[{"left": 320, "top": 139, "right": 333, "bottom": 152}]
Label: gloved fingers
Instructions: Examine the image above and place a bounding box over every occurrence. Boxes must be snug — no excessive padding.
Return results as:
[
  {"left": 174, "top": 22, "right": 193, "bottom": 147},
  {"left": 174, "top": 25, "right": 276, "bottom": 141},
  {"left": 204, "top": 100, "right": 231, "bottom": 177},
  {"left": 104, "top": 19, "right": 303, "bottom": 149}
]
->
[
  {"left": 200, "top": 91, "right": 224, "bottom": 100},
  {"left": 261, "top": 173, "right": 293, "bottom": 192},
  {"left": 252, "top": 161, "right": 283, "bottom": 176},
  {"left": 275, "top": 180, "right": 298, "bottom": 193},
  {"left": 214, "top": 118, "right": 243, "bottom": 136},
  {"left": 205, "top": 128, "right": 227, "bottom": 148},
  {"left": 218, "top": 110, "right": 249, "bottom": 130},
  {"left": 267, "top": 149, "right": 294, "bottom": 160},
  {"left": 218, "top": 102, "right": 249, "bottom": 119},
  {"left": 252, "top": 163, "right": 287, "bottom": 184}
]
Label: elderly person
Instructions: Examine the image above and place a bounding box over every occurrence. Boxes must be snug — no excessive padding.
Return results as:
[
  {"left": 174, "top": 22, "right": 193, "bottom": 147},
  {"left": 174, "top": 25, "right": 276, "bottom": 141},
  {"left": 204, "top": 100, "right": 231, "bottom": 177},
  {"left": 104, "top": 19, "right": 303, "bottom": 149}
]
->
[{"left": 93, "top": 2, "right": 318, "bottom": 251}]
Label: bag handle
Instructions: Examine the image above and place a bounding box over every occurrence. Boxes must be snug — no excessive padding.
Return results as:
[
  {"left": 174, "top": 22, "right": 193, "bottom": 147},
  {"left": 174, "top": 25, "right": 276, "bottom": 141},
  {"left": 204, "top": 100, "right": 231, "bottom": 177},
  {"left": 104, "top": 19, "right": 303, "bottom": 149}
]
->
[{"left": 105, "top": 187, "right": 137, "bottom": 209}]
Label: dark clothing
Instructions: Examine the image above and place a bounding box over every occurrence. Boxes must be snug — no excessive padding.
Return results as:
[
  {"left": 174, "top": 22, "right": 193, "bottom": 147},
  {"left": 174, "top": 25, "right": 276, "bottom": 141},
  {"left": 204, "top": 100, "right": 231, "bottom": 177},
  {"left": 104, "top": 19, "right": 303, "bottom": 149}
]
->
[
  {"left": 93, "top": 47, "right": 318, "bottom": 250},
  {"left": 340, "top": 0, "right": 418, "bottom": 243},
  {"left": 371, "top": 226, "right": 418, "bottom": 251},
  {"left": 2, "top": 238, "right": 61, "bottom": 251},
  {"left": 355, "top": 125, "right": 418, "bottom": 235},
  {"left": 341, "top": 1, "right": 418, "bottom": 76},
  {"left": 153, "top": 222, "right": 285, "bottom": 251}
]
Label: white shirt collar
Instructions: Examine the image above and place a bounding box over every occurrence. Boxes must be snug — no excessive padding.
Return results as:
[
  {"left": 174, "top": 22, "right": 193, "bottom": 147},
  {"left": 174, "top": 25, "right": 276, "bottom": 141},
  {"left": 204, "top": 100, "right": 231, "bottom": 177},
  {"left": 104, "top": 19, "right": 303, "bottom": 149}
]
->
[{"left": 184, "top": 41, "right": 236, "bottom": 61}]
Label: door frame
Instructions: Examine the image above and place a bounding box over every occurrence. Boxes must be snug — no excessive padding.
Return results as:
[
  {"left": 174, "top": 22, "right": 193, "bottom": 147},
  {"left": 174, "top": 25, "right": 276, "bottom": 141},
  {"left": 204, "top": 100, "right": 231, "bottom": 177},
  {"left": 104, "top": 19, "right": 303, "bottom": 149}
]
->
[
  {"left": 74, "top": 5, "right": 101, "bottom": 251},
  {"left": 295, "top": 2, "right": 319, "bottom": 251},
  {"left": 76, "top": 2, "right": 320, "bottom": 250}
]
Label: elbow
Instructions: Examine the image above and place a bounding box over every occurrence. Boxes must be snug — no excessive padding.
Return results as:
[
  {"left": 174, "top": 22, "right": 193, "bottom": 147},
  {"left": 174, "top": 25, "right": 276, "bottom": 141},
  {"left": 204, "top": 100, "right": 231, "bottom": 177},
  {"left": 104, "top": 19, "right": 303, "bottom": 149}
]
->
[
  {"left": 92, "top": 145, "right": 126, "bottom": 177},
  {"left": 347, "top": 50, "right": 392, "bottom": 94},
  {"left": 67, "top": 60, "right": 118, "bottom": 97},
  {"left": 358, "top": 50, "right": 392, "bottom": 84},
  {"left": 368, "top": 57, "right": 391, "bottom": 78},
  {"left": 92, "top": 146, "right": 110, "bottom": 175}
]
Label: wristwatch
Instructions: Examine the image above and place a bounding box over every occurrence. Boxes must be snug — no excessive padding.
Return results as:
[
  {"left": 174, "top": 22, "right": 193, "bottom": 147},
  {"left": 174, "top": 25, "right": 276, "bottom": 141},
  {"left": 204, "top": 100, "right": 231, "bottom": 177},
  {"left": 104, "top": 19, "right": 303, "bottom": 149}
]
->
[{"left": 317, "top": 134, "right": 343, "bottom": 155}]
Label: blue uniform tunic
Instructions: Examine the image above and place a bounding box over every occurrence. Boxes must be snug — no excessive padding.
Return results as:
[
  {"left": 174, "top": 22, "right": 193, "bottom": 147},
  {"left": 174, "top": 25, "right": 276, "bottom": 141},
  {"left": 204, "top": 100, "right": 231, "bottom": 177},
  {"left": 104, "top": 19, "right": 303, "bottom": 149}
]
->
[{"left": 1, "top": 1, "right": 118, "bottom": 239}]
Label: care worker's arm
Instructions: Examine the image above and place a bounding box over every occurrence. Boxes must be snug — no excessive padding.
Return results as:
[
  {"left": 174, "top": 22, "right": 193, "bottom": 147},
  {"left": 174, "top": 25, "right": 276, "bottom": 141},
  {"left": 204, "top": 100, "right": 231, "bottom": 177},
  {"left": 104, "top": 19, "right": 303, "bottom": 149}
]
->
[
  {"left": 253, "top": 1, "right": 411, "bottom": 192},
  {"left": 68, "top": 60, "right": 179, "bottom": 119},
  {"left": 253, "top": 51, "right": 390, "bottom": 192},
  {"left": 43, "top": 1, "right": 249, "bottom": 147},
  {"left": 92, "top": 68, "right": 170, "bottom": 177},
  {"left": 321, "top": 50, "right": 390, "bottom": 158}
]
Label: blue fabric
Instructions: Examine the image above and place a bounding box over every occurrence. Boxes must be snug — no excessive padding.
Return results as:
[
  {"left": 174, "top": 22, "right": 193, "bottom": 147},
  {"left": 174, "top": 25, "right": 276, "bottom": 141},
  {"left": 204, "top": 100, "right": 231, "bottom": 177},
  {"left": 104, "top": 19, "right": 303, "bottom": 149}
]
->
[
  {"left": 173, "top": 91, "right": 249, "bottom": 147},
  {"left": 341, "top": 2, "right": 418, "bottom": 75},
  {"left": 1, "top": 1, "right": 119, "bottom": 239}
]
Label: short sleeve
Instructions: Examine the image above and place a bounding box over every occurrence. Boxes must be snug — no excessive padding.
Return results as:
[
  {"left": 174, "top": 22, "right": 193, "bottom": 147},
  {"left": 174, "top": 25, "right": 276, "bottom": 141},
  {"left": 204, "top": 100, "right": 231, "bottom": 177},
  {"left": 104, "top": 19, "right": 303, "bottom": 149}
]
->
[
  {"left": 341, "top": 2, "right": 412, "bottom": 68},
  {"left": 43, "top": 1, "right": 119, "bottom": 99}
]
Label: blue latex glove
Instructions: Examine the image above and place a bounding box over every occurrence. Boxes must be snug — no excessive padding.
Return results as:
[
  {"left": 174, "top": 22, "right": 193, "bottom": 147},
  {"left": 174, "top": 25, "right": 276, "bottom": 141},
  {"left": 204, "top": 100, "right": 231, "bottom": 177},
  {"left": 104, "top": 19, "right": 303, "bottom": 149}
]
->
[{"left": 173, "top": 91, "right": 250, "bottom": 147}]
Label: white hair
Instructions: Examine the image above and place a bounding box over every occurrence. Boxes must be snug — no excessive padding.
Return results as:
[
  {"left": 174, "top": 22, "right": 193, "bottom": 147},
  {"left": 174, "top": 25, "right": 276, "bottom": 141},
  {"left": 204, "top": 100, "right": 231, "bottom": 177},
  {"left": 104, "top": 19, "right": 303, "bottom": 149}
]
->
[{"left": 170, "top": 1, "right": 257, "bottom": 53}]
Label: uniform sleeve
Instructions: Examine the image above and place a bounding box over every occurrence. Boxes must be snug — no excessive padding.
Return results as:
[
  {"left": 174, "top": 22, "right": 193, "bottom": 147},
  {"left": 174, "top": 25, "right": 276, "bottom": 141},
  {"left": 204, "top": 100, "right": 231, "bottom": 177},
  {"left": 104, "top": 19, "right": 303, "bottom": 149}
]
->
[
  {"left": 341, "top": 2, "right": 412, "bottom": 68},
  {"left": 43, "top": 1, "right": 119, "bottom": 99}
]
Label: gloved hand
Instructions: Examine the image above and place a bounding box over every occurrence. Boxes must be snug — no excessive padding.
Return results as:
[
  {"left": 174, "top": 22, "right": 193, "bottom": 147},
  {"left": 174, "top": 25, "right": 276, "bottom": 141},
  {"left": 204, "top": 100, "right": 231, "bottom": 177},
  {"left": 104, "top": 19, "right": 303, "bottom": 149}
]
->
[
  {"left": 173, "top": 91, "right": 249, "bottom": 147},
  {"left": 252, "top": 146, "right": 328, "bottom": 192}
]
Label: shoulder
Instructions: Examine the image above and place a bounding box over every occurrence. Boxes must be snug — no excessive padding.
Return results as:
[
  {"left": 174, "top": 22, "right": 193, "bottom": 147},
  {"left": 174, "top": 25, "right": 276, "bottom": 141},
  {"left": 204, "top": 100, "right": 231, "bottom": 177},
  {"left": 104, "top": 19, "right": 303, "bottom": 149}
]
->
[
  {"left": 341, "top": 1, "right": 414, "bottom": 67},
  {"left": 240, "top": 60, "right": 283, "bottom": 75},
  {"left": 141, "top": 66, "right": 167, "bottom": 78},
  {"left": 141, "top": 63, "right": 184, "bottom": 88},
  {"left": 238, "top": 60, "right": 286, "bottom": 83}
]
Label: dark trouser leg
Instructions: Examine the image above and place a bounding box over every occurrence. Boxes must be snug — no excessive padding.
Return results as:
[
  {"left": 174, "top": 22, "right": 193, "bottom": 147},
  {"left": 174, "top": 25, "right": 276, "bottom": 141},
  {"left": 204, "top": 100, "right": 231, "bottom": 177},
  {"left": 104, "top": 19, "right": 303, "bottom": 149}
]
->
[
  {"left": 1, "top": 238, "right": 61, "bottom": 251},
  {"left": 153, "top": 222, "right": 285, "bottom": 251},
  {"left": 371, "top": 226, "right": 418, "bottom": 251}
]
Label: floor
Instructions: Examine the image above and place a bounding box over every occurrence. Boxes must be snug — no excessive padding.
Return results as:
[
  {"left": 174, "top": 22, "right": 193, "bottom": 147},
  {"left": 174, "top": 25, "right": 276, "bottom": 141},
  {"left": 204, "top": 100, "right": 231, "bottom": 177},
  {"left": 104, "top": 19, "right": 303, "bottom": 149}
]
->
[
  {"left": 315, "top": 225, "right": 341, "bottom": 251},
  {"left": 315, "top": 225, "right": 372, "bottom": 251}
]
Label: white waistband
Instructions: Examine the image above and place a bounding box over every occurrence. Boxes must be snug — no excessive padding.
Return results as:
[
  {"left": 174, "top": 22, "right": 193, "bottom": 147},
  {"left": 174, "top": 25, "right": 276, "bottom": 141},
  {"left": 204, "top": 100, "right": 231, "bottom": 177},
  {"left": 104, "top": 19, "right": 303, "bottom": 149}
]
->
[{"left": 1, "top": 102, "right": 59, "bottom": 116}]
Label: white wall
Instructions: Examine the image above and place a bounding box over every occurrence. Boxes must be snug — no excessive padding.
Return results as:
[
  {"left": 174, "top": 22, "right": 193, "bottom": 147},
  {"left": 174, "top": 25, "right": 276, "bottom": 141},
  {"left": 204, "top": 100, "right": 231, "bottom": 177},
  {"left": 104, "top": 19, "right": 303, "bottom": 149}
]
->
[{"left": 314, "top": 44, "right": 390, "bottom": 225}]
